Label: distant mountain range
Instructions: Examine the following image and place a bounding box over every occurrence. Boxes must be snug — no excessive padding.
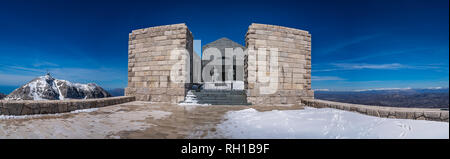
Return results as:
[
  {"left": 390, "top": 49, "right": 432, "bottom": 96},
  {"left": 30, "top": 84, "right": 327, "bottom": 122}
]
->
[
  {"left": 0, "top": 93, "right": 5, "bottom": 100},
  {"left": 4, "top": 73, "right": 111, "bottom": 100},
  {"left": 315, "top": 88, "right": 449, "bottom": 108},
  {"left": 107, "top": 88, "right": 125, "bottom": 97}
]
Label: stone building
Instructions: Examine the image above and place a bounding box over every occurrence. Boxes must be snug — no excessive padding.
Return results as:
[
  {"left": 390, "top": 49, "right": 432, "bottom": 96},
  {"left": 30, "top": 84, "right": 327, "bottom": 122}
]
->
[
  {"left": 201, "top": 37, "right": 245, "bottom": 82},
  {"left": 125, "top": 23, "right": 313, "bottom": 105}
]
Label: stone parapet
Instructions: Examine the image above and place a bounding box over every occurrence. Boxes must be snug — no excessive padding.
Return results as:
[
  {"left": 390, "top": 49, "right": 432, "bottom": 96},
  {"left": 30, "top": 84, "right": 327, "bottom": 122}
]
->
[
  {"left": 0, "top": 96, "right": 135, "bottom": 116},
  {"left": 301, "top": 99, "right": 449, "bottom": 122}
]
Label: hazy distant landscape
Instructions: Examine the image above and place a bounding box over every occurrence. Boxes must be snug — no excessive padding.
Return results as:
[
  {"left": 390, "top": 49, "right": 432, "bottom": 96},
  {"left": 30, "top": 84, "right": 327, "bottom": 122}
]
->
[
  {"left": 108, "top": 88, "right": 125, "bottom": 97},
  {"left": 315, "top": 88, "right": 449, "bottom": 108}
]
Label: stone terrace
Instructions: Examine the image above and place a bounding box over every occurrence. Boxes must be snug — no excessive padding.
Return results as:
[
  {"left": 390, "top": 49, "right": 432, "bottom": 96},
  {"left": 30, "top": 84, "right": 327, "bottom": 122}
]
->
[{"left": 0, "top": 101, "right": 303, "bottom": 139}]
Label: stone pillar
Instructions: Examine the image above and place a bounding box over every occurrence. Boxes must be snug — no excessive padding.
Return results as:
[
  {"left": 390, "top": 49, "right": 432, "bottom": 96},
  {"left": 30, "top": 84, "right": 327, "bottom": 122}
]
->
[
  {"left": 245, "top": 23, "right": 313, "bottom": 105},
  {"left": 193, "top": 51, "right": 202, "bottom": 83},
  {"left": 125, "top": 23, "right": 193, "bottom": 103}
]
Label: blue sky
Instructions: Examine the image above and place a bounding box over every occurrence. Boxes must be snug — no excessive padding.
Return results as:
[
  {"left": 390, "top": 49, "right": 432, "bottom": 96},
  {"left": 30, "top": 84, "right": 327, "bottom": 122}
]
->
[{"left": 0, "top": 0, "right": 448, "bottom": 93}]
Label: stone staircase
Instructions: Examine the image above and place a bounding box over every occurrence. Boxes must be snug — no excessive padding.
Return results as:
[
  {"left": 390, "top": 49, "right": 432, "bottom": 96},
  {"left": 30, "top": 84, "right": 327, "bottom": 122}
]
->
[{"left": 182, "top": 90, "right": 250, "bottom": 105}]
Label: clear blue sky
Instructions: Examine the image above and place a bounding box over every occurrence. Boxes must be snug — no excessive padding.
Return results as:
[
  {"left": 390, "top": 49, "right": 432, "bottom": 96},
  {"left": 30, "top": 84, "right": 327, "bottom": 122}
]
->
[{"left": 0, "top": 0, "right": 448, "bottom": 93}]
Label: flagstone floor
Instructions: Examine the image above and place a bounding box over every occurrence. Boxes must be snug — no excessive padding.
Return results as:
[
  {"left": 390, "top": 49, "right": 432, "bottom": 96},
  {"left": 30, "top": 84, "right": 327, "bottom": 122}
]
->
[{"left": 0, "top": 101, "right": 303, "bottom": 139}]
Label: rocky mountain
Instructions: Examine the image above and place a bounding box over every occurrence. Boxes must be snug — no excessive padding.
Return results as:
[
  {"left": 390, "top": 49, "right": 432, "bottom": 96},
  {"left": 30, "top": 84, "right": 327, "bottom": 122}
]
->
[
  {"left": 0, "top": 93, "right": 6, "bottom": 100},
  {"left": 4, "top": 73, "right": 111, "bottom": 100}
]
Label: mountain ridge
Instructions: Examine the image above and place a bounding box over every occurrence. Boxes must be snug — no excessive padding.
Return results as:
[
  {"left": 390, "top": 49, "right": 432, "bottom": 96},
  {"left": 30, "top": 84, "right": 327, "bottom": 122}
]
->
[
  {"left": 4, "top": 74, "right": 111, "bottom": 100},
  {"left": 0, "top": 93, "right": 5, "bottom": 100}
]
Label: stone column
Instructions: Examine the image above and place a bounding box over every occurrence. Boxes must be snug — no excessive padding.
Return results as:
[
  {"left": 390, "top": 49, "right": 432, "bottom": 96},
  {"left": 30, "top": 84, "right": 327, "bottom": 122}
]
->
[
  {"left": 125, "top": 23, "right": 193, "bottom": 103},
  {"left": 245, "top": 23, "right": 313, "bottom": 105}
]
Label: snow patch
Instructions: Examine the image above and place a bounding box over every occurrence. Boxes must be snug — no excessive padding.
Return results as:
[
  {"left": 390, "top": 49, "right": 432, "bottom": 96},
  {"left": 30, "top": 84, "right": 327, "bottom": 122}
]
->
[
  {"left": 209, "top": 107, "right": 449, "bottom": 139},
  {"left": 178, "top": 103, "right": 211, "bottom": 106},
  {"left": 71, "top": 108, "right": 99, "bottom": 113},
  {"left": 54, "top": 80, "right": 64, "bottom": 100},
  {"left": 0, "top": 108, "right": 99, "bottom": 120}
]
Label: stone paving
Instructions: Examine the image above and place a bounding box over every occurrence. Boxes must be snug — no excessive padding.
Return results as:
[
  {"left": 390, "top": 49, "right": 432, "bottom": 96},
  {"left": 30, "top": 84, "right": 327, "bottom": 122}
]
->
[{"left": 0, "top": 101, "right": 303, "bottom": 139}]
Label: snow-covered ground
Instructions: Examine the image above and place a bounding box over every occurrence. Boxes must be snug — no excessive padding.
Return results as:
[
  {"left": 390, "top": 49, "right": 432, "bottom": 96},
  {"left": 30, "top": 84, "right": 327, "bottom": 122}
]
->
[{"left": 210, "top": 107, "right": 449, "bottom": 139}]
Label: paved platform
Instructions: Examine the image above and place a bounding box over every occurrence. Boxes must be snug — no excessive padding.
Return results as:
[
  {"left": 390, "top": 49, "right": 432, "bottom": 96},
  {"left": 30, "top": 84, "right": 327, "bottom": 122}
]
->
[{"left": 0, "top": 101, "right": 303, "bottom": 139}]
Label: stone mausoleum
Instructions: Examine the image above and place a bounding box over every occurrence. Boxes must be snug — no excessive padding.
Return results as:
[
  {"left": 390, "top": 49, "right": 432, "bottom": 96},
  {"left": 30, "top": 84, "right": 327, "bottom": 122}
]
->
[
  {"left": 201, "top": 37, "right": 246, "bottom": 82},
  {"left": 125, "top": 23, "right": 314, "bottom": 105}
]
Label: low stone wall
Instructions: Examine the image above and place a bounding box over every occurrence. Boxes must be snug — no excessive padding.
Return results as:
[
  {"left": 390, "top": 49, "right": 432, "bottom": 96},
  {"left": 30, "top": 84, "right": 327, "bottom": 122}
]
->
[
  {"left": 0, "top": 96, "right": 135, "bottom": 116},
  {"left": 301, "top": 99, "right": 449, "bottom": 122}
]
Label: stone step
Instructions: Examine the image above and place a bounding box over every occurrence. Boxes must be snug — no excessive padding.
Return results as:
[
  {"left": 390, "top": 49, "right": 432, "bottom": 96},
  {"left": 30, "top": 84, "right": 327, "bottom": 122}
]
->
[
  {"left": 197, "top": 101, "right": 251, "bottom": 105},
  {"left": 193, "top": 91, "right": 246, "bottom": 95},
  {"left": 193, "top": 94, "right": 246, "bottom": 97},
  {"left": 195, "top": 97, "right": 246, "bottom": 101},
  {"left": 193, "top": 93, "right": 246, "bottom": 96},
  {"left": 182, "top": 90, "right": 250, "bottom": 105}
]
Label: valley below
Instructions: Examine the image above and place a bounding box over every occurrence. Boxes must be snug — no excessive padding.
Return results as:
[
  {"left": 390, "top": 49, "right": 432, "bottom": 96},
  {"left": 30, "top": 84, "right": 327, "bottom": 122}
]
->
[{"left": 315, "top": 88, "right": 449, "bottom": 109}]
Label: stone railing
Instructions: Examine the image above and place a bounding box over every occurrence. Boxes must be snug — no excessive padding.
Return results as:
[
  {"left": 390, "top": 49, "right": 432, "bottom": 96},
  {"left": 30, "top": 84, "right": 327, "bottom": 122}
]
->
[
  {"left": 0, "top": 96, "right": 135, "bottom": 116},
  {"left": 301, "top": 99, "right": 449, "bottom": 122}
]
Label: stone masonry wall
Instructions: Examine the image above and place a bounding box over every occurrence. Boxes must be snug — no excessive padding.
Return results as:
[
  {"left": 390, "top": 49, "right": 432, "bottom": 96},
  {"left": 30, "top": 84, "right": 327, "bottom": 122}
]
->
[
  {"left": 245, "top": 23, "right": 314, "bottom": 105},
  {"left": 125, "top": 23, "right": 193, "bottom": 103},
  {"left": 0, "top": 96, "right": 135, "bottom": 116},
  {"left": 302, "top": 99, "right": 449, "bottom": 122}
]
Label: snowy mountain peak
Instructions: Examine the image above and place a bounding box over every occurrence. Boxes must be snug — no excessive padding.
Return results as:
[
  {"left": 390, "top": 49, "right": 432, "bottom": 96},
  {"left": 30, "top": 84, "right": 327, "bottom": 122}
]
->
[{"left": 5, "top": 74, "right": 111, "bottom": 101}]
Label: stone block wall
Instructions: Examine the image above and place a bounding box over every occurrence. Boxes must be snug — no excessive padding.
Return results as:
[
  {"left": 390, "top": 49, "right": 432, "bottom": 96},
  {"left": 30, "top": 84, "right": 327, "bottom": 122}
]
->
[
  {"left": 0, "top": 96, "right": 135, "bottom": 116},
  {"left": 302, "top": 99, "right": 449, "bottom": 122},
  {"left": 245, "top": 23, "right": 314, "bottom": 105},
  {"left": 125, "top": 23, "right": 194, "bottom": 103}
]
